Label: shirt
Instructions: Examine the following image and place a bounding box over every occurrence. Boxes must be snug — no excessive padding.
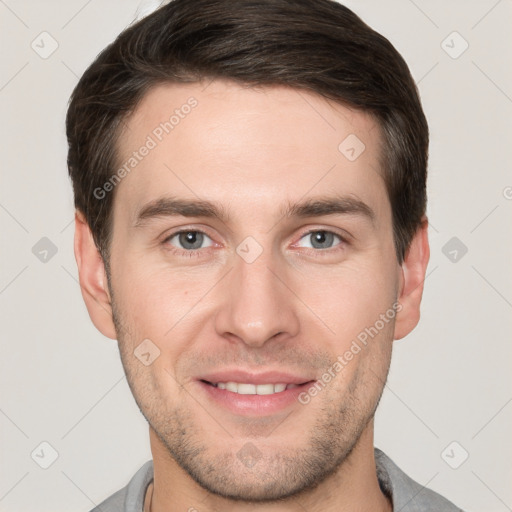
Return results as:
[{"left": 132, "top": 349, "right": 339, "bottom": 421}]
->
[{"left": 90, "top": 448, "right": 464, "bottom": 511}]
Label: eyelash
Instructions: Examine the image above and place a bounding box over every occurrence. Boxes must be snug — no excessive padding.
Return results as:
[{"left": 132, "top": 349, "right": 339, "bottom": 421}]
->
[{"left": 161, "top": 228, "right": 349, "bottom": 258}]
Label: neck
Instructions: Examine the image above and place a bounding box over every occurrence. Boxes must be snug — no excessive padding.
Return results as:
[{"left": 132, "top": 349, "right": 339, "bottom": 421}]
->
[{"left": 147, "top": 421, "right": 392, "bottom": 512}]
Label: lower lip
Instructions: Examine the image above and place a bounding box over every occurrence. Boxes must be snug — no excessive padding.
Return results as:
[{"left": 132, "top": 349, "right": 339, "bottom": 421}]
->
[{"left": 197, "top": 381, "right": 315, "bottom": 416}]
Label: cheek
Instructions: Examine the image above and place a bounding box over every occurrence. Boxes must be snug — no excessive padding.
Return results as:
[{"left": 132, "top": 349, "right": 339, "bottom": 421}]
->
[
  {"left": 110, "top": 255, "right": 212, "bottom": 354},
  {"left": 297, "top": 259, "right": 398, "bottom": 343}
]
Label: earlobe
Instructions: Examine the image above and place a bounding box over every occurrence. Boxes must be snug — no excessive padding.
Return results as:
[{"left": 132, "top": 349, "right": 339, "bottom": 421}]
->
[
  {"left": 394, "top": 216, "right": 430, "bottom": 340},
  {"left": 74, "top": 211, "right": 117, "bottom": 340}
]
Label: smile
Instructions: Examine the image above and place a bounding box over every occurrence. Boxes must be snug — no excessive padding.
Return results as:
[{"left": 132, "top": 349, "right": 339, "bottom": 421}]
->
[
  {"left": 198, "top": 376, "right": 316, "bottom": 416},
  {"left": 205, "top": 381, "right": 300, "bottom": 395}
]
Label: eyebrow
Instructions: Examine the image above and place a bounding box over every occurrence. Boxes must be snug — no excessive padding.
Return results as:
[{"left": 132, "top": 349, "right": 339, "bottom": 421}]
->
[{"left": 133, "top": 194, "right": 375, "bottom": 227}]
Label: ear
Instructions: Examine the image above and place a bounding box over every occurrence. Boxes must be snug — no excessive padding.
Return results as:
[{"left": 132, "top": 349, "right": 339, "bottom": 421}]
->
[
  {"left": 74, "top": 210, "right": 117, "bottom": 340},
  {"left": 394, "top": 216, "right": 430, "bottom": 340}
]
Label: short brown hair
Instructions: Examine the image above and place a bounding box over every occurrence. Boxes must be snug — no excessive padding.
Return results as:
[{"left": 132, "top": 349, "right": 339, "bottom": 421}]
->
[{"left": 66, "top": 0, "right": 428, "bottom": 265}]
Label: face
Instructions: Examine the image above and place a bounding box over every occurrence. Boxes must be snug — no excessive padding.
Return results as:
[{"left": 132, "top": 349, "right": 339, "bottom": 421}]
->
[{"left": 95, "top": 80, "right": 408, "bottom": 501}]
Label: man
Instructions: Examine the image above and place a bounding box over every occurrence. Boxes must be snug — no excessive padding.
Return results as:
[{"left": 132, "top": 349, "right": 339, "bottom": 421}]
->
[{"left": 66, "top": 0, "right": 463, "bottom": 510}]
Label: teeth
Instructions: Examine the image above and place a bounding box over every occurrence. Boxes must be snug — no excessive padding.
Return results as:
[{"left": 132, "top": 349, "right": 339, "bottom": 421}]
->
[
  {"left": 226, "top": 382, "right": 238, "bottom": 393},
  {"left": 237, "top": 383, "right": 256, "bottom": 395},
  {"left": 213, "top": 382, "right": 294, "bottom": 395}
]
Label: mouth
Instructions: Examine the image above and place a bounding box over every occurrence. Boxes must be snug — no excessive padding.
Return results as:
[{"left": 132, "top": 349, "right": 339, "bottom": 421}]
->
[
  {"left": 196, "top": 372, "right": 316, "bottom": 416},
  {"left": 200, "top": 380, "right": 308, "bottom": 395}
]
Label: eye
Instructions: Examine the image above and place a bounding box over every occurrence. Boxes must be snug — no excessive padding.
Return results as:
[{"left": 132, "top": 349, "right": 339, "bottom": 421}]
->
[
  {"left": 296, "top": 230, "right": 344, "bottom": 250},
  {"left": 164, "top": 230, "right": 213, "bottom": 252}
]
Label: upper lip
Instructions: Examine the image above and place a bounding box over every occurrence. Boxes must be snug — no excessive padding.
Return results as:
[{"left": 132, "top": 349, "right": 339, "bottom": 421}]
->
[{"left": 198, "top": 370, "right": 315, "bottom": 385}]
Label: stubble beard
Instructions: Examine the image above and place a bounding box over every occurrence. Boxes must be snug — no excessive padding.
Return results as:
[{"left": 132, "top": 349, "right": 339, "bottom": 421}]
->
[{"left": 108, "top": 287, "right": 392, "bottom": 503}]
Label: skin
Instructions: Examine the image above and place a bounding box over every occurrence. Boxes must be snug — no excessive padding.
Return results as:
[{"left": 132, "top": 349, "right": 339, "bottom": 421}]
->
[{"left": 74, "top": 80, "right": 430, "bottom": 512}]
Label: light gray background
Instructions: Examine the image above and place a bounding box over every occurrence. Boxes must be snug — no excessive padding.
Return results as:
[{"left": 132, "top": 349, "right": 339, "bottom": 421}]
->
[{"left": 1, "top": 0, "right": 511, "bottom": 510}]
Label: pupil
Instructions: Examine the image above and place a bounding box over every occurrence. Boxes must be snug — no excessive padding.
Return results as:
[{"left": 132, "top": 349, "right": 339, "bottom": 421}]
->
[
  {"left": 180, "top": 231, "right": 202, "bottom": 249},
  {"left": 311, "top": 231, "right": 332, "bottom": 249}
]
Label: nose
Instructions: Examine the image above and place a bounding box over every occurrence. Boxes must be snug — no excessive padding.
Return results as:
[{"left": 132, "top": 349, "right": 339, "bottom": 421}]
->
[{"left": 214, "top": 243, "right": 300, "bottom": 348}]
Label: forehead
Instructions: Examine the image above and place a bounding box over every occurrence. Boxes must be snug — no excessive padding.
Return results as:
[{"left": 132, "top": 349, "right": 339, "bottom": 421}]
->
[{"left": 113, "top": 80, "right": 388, "bottom": 226}]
